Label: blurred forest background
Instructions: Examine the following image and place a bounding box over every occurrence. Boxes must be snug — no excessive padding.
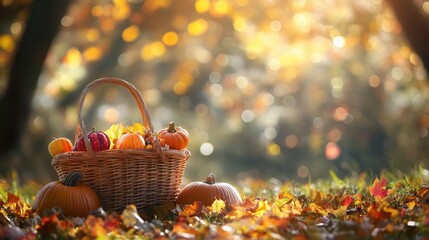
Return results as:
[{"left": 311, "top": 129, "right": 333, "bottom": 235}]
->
[{"left": 1, "top": 0, "right": 429, "bottom": 183}]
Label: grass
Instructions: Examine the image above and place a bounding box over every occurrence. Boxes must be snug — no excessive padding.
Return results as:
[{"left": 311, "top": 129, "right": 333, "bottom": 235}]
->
[{"left": 0, "top": 167, "right": 428, "bottom": 239}]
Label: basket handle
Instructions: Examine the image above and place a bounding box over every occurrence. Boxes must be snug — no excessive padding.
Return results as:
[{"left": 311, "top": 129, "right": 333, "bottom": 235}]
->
[{"left": 76, "top": 77, "right": 165, "bottom": 162}]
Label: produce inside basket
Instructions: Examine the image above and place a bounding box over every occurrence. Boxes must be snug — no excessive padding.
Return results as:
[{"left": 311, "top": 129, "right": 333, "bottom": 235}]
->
[{"left": 51, "top": 78, "right": 191, "bottom": 212}]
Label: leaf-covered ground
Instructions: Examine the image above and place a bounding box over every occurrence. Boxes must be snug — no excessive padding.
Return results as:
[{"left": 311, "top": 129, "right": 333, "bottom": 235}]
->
[{"left": 1, "top": 168, "right": 429, "bottom": 239}]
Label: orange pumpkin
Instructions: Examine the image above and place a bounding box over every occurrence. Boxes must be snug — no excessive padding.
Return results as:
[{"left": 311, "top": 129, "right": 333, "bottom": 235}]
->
[
  {"left": 115, "top": 133, "right": 146, "bottom": 149},
  {"left": 33, "top": 172, "right": 100, "bottom": 217},
  {"left": 48, "top": 137, "right": 73, "bottom": 157},
  {"left": 176, "top": 173, "right": 242, "bottom": 206},
  {"left": 157, "top": 122, "right": 189, "bottom": 150}
]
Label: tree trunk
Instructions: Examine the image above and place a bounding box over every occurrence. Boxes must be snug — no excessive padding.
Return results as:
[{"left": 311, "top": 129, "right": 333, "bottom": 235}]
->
[
  {"left": 386, "top": 0, "right": 429, "bottom": 74},
  {"left": 0, "top": 0, "right": 71, "bottom": 155}
]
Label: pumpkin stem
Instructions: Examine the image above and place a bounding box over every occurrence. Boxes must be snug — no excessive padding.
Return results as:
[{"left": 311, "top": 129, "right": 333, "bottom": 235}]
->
[
  {"left": 62, "top": 172, "right": 82, "bottom": 186},
  {"left": 167, "top": 122, "right": 176, "bottom": 133},
  {"left": 204, "top": 173, "right": 216, "bottom": 184}
]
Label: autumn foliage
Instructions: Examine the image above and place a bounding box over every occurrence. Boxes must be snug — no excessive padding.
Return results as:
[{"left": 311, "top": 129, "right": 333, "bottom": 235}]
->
[{"left": 1, "top": 169, "right": 429, "bottom": 239}]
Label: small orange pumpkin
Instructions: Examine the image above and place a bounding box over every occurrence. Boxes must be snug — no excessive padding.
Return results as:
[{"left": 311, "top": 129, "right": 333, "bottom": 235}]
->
[
  {"left": 48, "top": 137, "right": 73, "bottom": 157},
  {"left": 33, "top": 172, "right": 100, "bottom": 217},
  {"left": 176, "top": 173, "right": 242, "bottom": 206},
  {"left": 115, "top": 133, "right": 146, "bottom": 149},
  {"left": 157, "top": 122, "right": 189, "bottom": 150}
]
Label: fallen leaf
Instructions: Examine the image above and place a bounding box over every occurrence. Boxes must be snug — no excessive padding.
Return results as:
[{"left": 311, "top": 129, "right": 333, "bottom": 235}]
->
[
  {"left": 210, "top": 199, "right": 226, "bottom": 214},
  {"left": 227, "top": 198, "right": 265, "bottom": 219},
  {"left": 81, "top": 215, "right": 107, "bottom": 238},
  {"left": 179, "top": 201, "right": 203, "bottom": 217},
  {"left": 272, "top": 193, "right": 303, "bottom": 218},
  {"left": 332, "top": 206, "right": 347, "bottom": 218},
  {"left": 369, "top": 177, "right": 388, "bottom": 200},
  {"left": 341, "top": 195, "right": 354, "bottom": 207},
  {"left": 308, "top": 203, "right": 331, "bottom": 216},
  {"left": 7, "top": 193, "right": 19, "bottom": 204},
  {"left": 417, "top": 186, "right": 429, "bottom": 200},
  {"left": 406, "top": 201, "right": 416, "bottom": 210},
  {"left": 310, "top": 189, "right": 326, "bottom": 205},
  {"left": 253, "top": 199, "right": 271, "bottom": 217}
]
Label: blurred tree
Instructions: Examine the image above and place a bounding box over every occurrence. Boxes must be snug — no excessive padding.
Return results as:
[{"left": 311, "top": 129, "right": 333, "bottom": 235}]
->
[
  {"left": 0, "top": 0, "right": 71, "bottom": 173},
  {"left": 386, "top": 0, "right": 429, "bottom": 73}
]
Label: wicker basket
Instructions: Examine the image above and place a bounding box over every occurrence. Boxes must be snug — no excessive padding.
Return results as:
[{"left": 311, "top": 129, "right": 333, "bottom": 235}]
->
[{"left": 51, "top": 78, "right": 191, "bottom": 212}]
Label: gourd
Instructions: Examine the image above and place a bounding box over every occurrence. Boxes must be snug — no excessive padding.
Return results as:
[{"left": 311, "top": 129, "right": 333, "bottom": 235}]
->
[
  {"left": 176, "top": 173, "right": 242, "bottom": 206},
  {"left": 115, "top": 133, "right": 146, "bottom": 149},
  {"left": 32, "top": 172, "right": 101, "bottom": 217},
  {"left": 157, "top": 122, "right": 189, "bottom": 150},
  {"left": 74, "top": 129, "right": 110, "bottom": 152},
  {"left": 48, "top": 137, "right": 73, "bottom": 157}
]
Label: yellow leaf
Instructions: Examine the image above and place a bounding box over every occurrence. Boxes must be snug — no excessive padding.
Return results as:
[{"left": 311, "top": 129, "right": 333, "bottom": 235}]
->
[
  {"left": 226, "top": 198, "right": 271, "bottom": 219},
  {"left": 332, "top": 206, "right": 347, "bottom": 218},
  {"left": 272, "top": 197, "right": 303, "bottom": 218},
  {"left": 126, "top": 122, "right": 147, "bottom": 135},
  {"left": 253, "top": 200, "right": 271, "bottom": 218},
  {"left": 406, "top": 201, "right": 416, "bottom": 210},
  {"left": 308, "top": 203, "right": 331, "bottom": 216},
  {"left": 226, "top": 205, "right": 246, "bottom": 220},
  {"left": 383, "top": 205, "right": 399, "bottom": 218},
  {"left": 277, "top": 191, "right": 294, "bottom": 204},
  {"left": 210, "top": 199, "right": 226, "bottom": 214},
  {"left": 105, "top": 123, "right": 127, "bottom": 147}
]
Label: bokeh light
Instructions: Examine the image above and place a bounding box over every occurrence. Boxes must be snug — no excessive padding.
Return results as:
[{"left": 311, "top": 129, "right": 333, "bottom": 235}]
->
[
  {"left": 200, "top": 142, "right": 214, "bottom": 156},
  {"left": 187, "top": 18, "right": 208, "bottom": 36},
  {"left": 122, "top": 25, "right": 140, "bottom": 42},
  {"left": 297, "top": 165, "right": 309, "bottom": 178},
  {"left": 162, "top": 31, "right": 179, "bottom": 46},
  {"left": 2, "top": 0, "right": 428, "bottom": 181},
  {"left": 195, "top": 0, "right": 210, "bottom": 13},
  {"left": 325, "top": 142, "right": 341, "bottom": 160},
  {"left": 284, "top": 135, "right": 299, "bottom": 149}
]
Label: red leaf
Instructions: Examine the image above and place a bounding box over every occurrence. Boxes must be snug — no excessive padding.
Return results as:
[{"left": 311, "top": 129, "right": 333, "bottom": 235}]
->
[
  {"left": 7, "top": 193, "right": 20, "bottom": 204},
  {"left": 369, "top": 177, "right": 388, "bottom": 200},
  {"left": 341, "top": 195, "right": 354, "bottom": 207}
]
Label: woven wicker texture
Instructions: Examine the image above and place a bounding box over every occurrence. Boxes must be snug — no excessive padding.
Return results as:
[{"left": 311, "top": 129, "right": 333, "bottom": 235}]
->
[{"left": 51, "top": 78, "right": 190, "bottom": 212}]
